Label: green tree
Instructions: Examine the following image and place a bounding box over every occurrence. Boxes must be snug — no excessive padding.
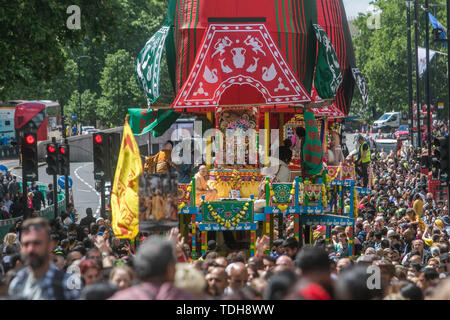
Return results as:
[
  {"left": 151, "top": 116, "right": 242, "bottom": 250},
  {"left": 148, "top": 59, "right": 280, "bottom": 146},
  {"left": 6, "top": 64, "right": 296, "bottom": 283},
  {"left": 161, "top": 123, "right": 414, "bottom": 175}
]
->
[
  {"left": 4, "top": 53, "right": 78, "bottom": 110},
  {"left": 351, "top": 0, "right": 448, "bottom": 122},
  {"left": 3, "top": 0, "right": 172, "bottom": 128},
  {"left": 64, "top": 89, "right": 99, "bottom": 127},
  {"left": 97, "top": 50, "right": 147, "bottom": 127},
  {"left": 0, "top": 0, "right": 121, "bottom": 99}
]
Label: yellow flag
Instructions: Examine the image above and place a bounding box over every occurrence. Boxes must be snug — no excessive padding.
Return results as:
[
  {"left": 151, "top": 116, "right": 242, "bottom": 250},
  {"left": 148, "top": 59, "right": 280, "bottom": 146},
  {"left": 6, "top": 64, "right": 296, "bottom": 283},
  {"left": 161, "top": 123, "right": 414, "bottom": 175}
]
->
[{"left": 111, "top": 121, "right": 143, "bottom": 239}]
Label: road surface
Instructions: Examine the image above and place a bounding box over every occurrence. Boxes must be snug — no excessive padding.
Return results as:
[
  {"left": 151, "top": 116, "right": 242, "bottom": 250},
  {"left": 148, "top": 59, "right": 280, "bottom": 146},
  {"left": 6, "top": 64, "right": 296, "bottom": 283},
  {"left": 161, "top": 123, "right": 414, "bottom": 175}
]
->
[{"left": 0, "top": 159, "right": 101, "bottom": 220}]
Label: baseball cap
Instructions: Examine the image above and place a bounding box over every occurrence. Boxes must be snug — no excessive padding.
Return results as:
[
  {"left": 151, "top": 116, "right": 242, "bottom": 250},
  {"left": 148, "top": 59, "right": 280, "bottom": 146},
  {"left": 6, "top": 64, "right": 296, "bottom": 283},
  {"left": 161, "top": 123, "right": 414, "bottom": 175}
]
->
[{"left": 53, "top": 247, "right": 65, "bottom": 257}]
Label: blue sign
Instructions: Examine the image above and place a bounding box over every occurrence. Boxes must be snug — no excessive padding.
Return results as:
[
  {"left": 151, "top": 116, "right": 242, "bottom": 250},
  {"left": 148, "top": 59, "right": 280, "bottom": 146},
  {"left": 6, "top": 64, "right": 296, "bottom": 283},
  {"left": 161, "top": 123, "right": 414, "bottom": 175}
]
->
[
  {"left": 71, "top": 114, "right": 77, "bottom": 120},
  {"left": 0, "top": 165, "right": 8, "bottom": 172},
  {"left": 58, "top": 176, "right": 73, "bottom": 189},
  {"left": 199, "top": 222, "right": 257, "bottom": 231}
]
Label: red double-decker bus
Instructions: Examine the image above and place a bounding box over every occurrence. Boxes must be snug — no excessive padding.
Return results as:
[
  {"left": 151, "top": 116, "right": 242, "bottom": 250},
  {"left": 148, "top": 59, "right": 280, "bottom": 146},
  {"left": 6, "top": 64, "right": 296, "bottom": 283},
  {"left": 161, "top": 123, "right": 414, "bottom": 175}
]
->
[{"left": 13, "top": 100, "right": 61, "bottom": 141}]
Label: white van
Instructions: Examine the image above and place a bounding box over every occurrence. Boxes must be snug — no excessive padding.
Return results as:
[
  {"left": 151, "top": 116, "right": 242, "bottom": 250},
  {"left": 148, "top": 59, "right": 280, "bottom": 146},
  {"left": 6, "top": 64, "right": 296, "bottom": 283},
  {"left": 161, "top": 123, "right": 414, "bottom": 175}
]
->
[{"left": 373, "top": 112, "right": 406, "bottom": 132}]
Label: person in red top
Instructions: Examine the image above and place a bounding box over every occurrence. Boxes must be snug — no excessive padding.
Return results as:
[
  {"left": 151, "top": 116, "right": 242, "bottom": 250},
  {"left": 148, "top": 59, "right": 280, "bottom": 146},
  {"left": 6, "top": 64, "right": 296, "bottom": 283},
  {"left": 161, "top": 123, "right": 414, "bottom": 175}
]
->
[
  {"left": 27, "top": 192, "right": 34, "bottom": 209},
  {"left": 396, "top": 139, "right": 402, "bottom": 158}
]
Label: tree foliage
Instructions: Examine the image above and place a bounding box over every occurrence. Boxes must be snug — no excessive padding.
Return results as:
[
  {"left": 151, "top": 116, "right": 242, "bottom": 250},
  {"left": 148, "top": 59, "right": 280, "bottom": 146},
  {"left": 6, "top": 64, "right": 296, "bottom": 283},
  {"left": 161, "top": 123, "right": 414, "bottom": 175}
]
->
[
  {"left": 0, "top": 0, "right": 121, "bottom": 98},
  {"left": 97, "top": 50, "right": 146, "bottom": 127},
  {"left": 2, "top": 0, "right": 171, "bottom": 128},
  {"left": 351, "top": 0, "right": 448, "bottom": 122},
  {"left": 64, "top": 89, "right": 99, "bottom": 127}
]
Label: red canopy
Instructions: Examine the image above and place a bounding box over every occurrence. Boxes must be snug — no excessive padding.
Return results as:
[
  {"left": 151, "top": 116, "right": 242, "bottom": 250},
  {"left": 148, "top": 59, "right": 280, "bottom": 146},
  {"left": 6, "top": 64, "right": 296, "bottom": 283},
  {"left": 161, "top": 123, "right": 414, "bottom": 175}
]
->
[
  {"left": 311, "top": 104, "right": 345, "bottom": 118},
  {"left": 172, "top": 23, "right": 311, "bottom": 110},
  {"left": 170, "top": 0, "right": 356, "bottom": 115}
]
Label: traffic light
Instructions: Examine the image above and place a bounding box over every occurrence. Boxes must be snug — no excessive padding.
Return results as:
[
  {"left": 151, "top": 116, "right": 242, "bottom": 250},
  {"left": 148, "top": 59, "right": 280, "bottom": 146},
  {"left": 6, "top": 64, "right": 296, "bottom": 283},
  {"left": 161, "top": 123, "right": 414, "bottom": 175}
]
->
[
  {"left": 433, "top": 135, "right": 449, "bottom": 183},
  {"left": 46, "top": 143, "right": 59, "bottom": 175},
  {"left": 21, "top": 132, "right": 38, "bottom": 181},
  {"left": 108, "top": 133, "right": 121, "bottom": 181},
  {"left": 93, "top": 132, "right": 110, "bottom": 180},
  {"left": 58, "top": 144, "right": 70, "bottom": 176}
]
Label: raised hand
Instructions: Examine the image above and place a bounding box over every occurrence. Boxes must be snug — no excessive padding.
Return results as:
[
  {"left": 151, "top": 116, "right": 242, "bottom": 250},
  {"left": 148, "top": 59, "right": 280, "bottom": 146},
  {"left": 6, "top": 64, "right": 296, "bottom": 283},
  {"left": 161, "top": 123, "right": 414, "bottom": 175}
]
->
[
  {"left": 255, "top": 235, "right": 270, "bottom": 257},
  {"left": 94, "top": 234, "right": 112, "bottom": 254},
  {"left": 168, "top": 227, "right": 180, "bottom": 243}
]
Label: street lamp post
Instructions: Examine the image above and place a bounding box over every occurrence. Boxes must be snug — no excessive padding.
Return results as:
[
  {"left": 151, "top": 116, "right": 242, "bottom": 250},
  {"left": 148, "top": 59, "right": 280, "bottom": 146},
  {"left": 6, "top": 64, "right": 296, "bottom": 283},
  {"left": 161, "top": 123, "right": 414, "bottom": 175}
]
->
[
  {"left": 447, "top": 0, "right": 450, "bottom": 210},
  {"left": 413, "top": 0, "right": 422, "bottom": 149},
  {"left": 116, "top": 56, "right": 120, "bottom": 115},
  {"left": 424, "top": 0, "right": 432, "bottom": 162},
  {"left": 405, "top": 0, "right": 414, "bottom": 144},
  {"left": 77, "top": 55, "right": 89, "bottom": 135}
]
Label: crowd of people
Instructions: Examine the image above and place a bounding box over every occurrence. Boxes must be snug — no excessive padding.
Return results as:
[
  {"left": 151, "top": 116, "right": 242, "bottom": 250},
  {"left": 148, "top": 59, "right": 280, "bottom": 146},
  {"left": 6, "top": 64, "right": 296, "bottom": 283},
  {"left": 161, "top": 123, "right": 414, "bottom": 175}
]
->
[
  {"left": 0, "top": 208, "right": 448, "bottom": 300},
  {"left": 0, "top": 136, "right": 18, "bottom": 159},
  {"left": 0, "top": 123, "right": 449, "bottom": 300},
  {"left": 0, "top": 171, "right": 57, "bottom": 220}
]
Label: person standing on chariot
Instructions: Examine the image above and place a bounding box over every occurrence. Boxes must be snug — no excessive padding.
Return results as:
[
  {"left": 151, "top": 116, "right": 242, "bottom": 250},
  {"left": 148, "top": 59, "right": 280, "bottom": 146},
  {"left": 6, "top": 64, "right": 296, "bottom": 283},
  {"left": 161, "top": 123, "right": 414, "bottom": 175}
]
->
[
  {"left": 291, "top": 126, "right": 306, "bottom": 176},
  {"left": 144, "top": 140, "right": 179, "bottom": 174},
  {"left": 327, "top": 130, "right": 345, "bottom": 167}
]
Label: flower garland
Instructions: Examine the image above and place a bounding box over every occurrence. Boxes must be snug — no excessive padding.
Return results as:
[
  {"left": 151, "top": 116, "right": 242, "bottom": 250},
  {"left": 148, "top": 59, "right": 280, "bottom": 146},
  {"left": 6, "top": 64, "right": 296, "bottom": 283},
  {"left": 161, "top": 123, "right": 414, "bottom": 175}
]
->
[
  {"left": 304, "top": 182, "right": 322, "bottom": 201},
  {"left": 353, "top": 188, "right": 358, "bottom": 217},
  {"left": 301, "top": 179, "right": 313, "bottom": 205},
  {"left": 213, "top": 171, "right": 259, "bottom": 186},
  {"left": 263, "top": 178, "right": 328, "bottom": 208},
  {"left": 321, "top": 171, "right": 328, "bottom": 208},
  {"left": 203, "top": 200, "right": 251, "bottom": 229},
  {"left": 322, "top": 183, "right": 327, "bottom": 208},
  {"left": 326, "top": 166, "right": 340, "bottom": 183},
  {"left": 298, "top": 180, "right": 305, "bottom": 205},
  {"left": 178, "top": 181, "right": 193, "bottom": 210},
  {"left": 230, "top": 169, "right": 242, "bottom": 190}
]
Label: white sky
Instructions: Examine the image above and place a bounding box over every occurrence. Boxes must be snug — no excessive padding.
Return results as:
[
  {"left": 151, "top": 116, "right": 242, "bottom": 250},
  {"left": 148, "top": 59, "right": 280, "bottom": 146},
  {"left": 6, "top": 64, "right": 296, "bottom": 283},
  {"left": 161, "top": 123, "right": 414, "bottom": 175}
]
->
[{"left": 343, "top": 0, "right": 372, "bottom": 19}]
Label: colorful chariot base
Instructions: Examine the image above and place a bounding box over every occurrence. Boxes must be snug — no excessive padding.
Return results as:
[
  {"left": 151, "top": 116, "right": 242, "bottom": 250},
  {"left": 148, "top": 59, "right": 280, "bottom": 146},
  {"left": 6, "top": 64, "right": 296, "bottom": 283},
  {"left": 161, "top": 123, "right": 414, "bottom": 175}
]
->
[{"left": 177, "top": 164, "right": 372, "bottom": 259}]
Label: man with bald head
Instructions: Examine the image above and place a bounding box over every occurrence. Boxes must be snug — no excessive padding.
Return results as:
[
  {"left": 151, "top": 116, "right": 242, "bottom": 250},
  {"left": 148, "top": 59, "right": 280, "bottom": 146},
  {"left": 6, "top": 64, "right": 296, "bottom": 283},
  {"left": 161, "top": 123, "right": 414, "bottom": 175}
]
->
[
  {"left": 205, "top": 267, "right": 228, "bottom": 298},
  {"left": 276, "top": 255, "right": 294, "bottom": 270},
  {"left": 224, "top": 262, "right": 248, "bottom": 297},
  {"left": 214, "top": 257, "right": 228, "bottom": 269}
]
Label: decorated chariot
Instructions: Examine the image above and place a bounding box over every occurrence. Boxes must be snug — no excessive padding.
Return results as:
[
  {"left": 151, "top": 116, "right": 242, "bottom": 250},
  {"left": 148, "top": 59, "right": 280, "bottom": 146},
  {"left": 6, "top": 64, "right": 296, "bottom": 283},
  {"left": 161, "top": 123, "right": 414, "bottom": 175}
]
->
[{"left": 135, "top": 0, "right": 370, "bottom": 258}]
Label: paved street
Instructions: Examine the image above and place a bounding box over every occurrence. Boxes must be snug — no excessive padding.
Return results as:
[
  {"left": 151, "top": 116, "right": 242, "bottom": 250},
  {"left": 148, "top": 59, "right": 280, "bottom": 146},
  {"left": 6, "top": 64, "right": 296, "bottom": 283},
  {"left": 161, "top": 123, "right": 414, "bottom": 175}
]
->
[{"left": 0, "top": 159, "right": 101, "bottom": 220}]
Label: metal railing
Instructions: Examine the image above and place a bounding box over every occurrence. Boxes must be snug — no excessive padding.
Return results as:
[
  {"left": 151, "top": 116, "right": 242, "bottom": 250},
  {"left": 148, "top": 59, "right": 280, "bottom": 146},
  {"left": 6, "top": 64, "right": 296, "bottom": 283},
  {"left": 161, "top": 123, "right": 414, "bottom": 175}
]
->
[{"left": 0, "top": 183, "right": 65, "bottom": 242}]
